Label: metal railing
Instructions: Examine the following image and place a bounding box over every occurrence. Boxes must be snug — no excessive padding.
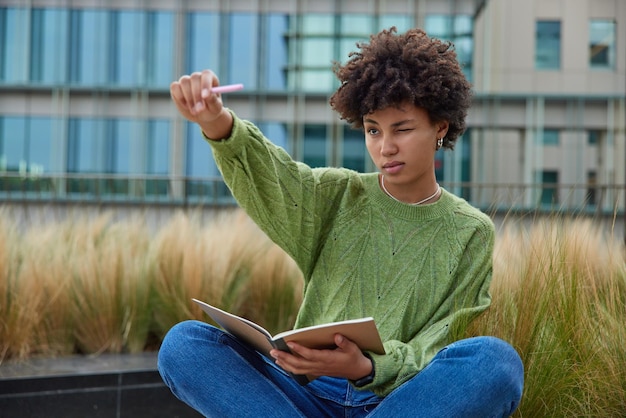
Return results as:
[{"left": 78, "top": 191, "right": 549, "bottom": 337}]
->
[{"left": 0, "top": 172, "right": 624, "bottom": 216}]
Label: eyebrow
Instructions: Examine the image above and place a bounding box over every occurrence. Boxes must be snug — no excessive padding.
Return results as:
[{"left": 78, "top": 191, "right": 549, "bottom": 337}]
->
[{"left": 363, "top": 118, "right": 415, "bottom": 128}]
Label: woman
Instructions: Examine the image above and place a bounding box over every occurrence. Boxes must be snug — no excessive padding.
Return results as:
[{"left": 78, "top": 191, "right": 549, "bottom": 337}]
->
[{"left": 158, "top": 27, "right": 524, "bottom": 417}]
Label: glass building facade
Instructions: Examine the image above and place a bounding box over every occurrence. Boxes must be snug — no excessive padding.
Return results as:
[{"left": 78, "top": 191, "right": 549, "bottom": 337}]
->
[{"left": 0, "top": 1, "right": 475, "bottom": 205}]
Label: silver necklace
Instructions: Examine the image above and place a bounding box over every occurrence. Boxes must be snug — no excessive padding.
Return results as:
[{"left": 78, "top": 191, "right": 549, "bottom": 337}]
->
[{"left": 380, "top": 175, "right": 441, "bottom": 206}]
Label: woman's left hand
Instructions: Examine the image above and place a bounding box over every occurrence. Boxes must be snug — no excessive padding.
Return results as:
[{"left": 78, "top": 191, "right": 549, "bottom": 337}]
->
[{"left": 270, "top": 334, "right": 373, "bottom": 381}]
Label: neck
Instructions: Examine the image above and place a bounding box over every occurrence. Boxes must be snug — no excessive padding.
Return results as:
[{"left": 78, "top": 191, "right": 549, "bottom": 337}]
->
[{"left": 380, "top": 175, "right": 441, "bottom": 206}]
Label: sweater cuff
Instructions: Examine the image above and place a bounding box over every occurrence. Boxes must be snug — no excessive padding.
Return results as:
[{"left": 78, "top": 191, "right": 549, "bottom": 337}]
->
[
  {"left": 201, "top": 109, "right": 247, "bottom": 158},
  {"left": 364, "top": 351, "right": 400, "bottom": 393}
]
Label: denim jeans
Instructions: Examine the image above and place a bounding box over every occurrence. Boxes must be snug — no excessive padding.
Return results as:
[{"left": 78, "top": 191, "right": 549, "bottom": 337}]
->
[{"left": 158, "top": 320, "right": 523, "bottom": 417}]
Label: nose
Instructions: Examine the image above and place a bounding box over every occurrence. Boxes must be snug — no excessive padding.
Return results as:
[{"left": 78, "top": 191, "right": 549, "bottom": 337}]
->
[{"left": 381, "top": 135, "right": 398, "bottom": 157}]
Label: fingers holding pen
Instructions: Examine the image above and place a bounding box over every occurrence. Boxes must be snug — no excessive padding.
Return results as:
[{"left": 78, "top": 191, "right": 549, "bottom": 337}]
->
[
  {"left": 190, "top": 70, "right": 215, "bottom": 114},
  {"left": 169, "top": 69, "right": 236, "bottom": 139},
  {"left": 170, "top": 70, "right": 222, "bottom": 119}
]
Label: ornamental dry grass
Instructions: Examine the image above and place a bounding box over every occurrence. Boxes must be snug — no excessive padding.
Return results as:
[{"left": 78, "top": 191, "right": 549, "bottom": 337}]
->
[
  {"left": 466, "top": 217, "right": 626, "bottom": 417},
  {"left": 148, "top": 210, "right": 302, "bottom": 339},
  {"left": 0, "top": 208, "right": 303, "bottom": 363}
]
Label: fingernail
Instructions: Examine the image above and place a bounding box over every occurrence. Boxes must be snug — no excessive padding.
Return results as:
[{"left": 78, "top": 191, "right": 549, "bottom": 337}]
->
[
  {"left": 201, "top": 89, "right": 209, "bottom": 98},
  {"left": 195, "top": 102, "right": 204, "bottom": 112}
]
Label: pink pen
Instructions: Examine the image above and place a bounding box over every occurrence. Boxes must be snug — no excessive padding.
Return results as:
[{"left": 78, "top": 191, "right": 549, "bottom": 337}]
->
[{"left": 210, "top": 83, "right": 244, "bottom": 94}]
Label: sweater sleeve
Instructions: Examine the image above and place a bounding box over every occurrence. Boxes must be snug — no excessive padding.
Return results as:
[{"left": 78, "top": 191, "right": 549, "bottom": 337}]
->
[
  {"left": 364, "top": 216, "right": 494, "bottom": 397},
  {"left": 204, "top": 112, "right": 347, "bottom": 279}
]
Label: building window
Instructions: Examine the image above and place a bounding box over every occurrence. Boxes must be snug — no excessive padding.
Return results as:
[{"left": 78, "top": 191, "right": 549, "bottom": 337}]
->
[
  {"left": 30, "top": 8, "right": 70, "bottom": 84},
  {"left": 543, "top": 129, "right": 559, "bottom": 146},
  {"left": 303, "top": 125, "right": 327, "bottom": 168},
  {"left": 0, "top": 116, "right": 53, "bottom": 174},
  {"left": 109, "top": 10, "right": 174, "bottom": 87},
  {"left": 187, "top": 12, "right": 287, "bottom": 91},
  {"left": 1, "top": 7, "right": 29, "bottom": 83},
  {"left": 537, "top": 129, "right": 559, "bottom": 146},
  {"left": 68, "top": 9, "right": 110, "bottom": 86},
  {"left": 342, "top": 127, "right": 366, "bottom": 172},
  {"left": 540, "top": 170, "right": 559, "bottom": 205},
  {"left": 586, "top": 171, "right": 597, "bottom": 207},
  {"left": 228, "top": 13, "right": 260, "bottom": 89},
  {"left": 0, "top": 116, "right": 55, "bottom": 194},
  {"left": 589, "top": 20, "right": 615, "bottom": 69},
  {"left": 535, "top": 20, "right": 561, "bottom": 69},
  {"left": 186, "top": 13, "right": 221, "bottom": 78},
  {"left": 66, "top": 118, "right": 172, "bottom": 198},
  {"left": 588, "top": 130, "right": 600, "bottom": 145},
  {"left": 264, "top": 14, "right": 289, "bottom": 91},
  {"left": 145, "top": 120, "right": 170, "bottom": 197},
  {"left": 185, "top": 121, "right": 221, "bottom": 200},
  {"left": 146, "top": 11, "right": 174, "bottom": 87}
]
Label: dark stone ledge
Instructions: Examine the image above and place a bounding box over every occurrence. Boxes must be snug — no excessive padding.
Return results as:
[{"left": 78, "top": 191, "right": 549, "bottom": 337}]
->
[{"left": 0, "top": 353, "right": 201, "bottom": 418}]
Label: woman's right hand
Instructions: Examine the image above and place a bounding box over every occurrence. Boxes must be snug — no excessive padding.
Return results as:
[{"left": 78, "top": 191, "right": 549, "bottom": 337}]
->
[{"left": 170, "top": 69, "right": 234, "bottom": 140}]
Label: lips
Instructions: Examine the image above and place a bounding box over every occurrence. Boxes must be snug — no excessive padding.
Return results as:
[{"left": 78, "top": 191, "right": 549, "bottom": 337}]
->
[{"left": 382, "top": 161, "right": 404, "bottom": 174}]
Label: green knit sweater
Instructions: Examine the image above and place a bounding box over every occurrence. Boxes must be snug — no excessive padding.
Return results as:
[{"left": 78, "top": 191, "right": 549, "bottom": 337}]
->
[{"left": 206, "top": 113, "right": 495, "bottom": 397}]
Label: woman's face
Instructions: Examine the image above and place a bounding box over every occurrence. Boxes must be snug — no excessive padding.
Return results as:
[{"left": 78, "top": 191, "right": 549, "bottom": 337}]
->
[{"left": 363, "top": 103, "right": 448, "bottom": 199}]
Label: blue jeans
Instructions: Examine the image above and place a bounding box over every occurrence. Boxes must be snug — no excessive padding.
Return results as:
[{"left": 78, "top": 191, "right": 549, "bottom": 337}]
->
[{"left": 158, "top": 320, "right": 523, "bottom": 417}]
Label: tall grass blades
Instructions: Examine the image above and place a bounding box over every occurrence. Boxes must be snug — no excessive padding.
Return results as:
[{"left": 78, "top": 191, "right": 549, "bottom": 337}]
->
[
  {"left": 0, "top": 210, "right": 28, "bottom": 362},
  {"left": 69, "top": 214, "right": 152, "bottom": 354},
  {"left": 19, "top": 224, "right": 75, "bottom": 357},
  {"left": 469, "top": 217, "right": 626, "bottom": 417},
  {"left": 149, "top": 210, "right": 304, "bottom": 338}
]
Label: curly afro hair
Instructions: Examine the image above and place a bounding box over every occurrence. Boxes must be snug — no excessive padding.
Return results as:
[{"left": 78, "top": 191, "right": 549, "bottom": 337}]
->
[{"left": 329, "top": 27, "right": 472, "bottom": 149}]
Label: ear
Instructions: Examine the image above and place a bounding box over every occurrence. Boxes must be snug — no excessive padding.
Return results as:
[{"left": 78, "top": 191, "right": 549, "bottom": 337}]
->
[{"left": 436, "top": 120, "right": 449, "bottom": 138}]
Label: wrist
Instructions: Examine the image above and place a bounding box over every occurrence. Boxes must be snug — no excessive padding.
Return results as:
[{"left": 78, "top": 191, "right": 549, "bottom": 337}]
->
[
  {"left": 352, "top": 352, "right": 375, "bottom": 387},
  {"left": 200, "top": 108, "right": 233, "bottom": 141}
]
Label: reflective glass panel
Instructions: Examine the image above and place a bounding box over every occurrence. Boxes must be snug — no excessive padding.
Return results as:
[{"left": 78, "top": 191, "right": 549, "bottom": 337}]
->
[
  {"left": 185, "top": 121, "right": 222, "bottom": 200},
  {"left": 186, "top": 122, "right": 218, "bottom": 177},
  {"left": 300, "top": 69, "right": 335, "bottom": 92},
  {"left": 28, "top": 117, "right": 53, "bottom": 173},
  {"left": 340, "top": 15, "right": 371, "bottom": 36},
  {"left": 187, "top": 13, "right": 220, "bottom": 73},
  {"left": 229, "top": 13, "right": 259, "bottom": 88},
  {"left": 1, "top": 8, "right": 29, "bottom": 83},
  {"left": 67, "top": 118, "right": 106, "bottom": 172},
  {"left": 342, "top": 127, "right": 365, "bottom": 172},
  {"left": 147, "top": 120, "right": 170, "bottom": 174},
  {"left": 542, "top": 129, "right": 559, "bottom": 146},
  {"left": 0, "top": 117, "right": 26, "bottom": 171},
  {"left": 111, "top": 120, "right": 132, "bottom": 173},
  {"left": 301, "top": 14, "right": 334, "bottom": 34},
  {"left": 535, "top": 20, "right": 561, "bottom": 69},
  {"left": 266, "top": 14, "right": 288, "bottom": 90},
  {"left": 69, "top": 9, "right": 109, "bottom": 85},
  {"left": 377, "top": 15, "right": 413, "bottom": 33},
  {"left": 111, "top": 11, "right": 146, "bottom": 86},
  {"left": 302, "top": 38, "right": 334, "bottom": 67},
  {"left": 30, "top": 8, "right": 70, "bottom": 84},
  {"left": 303, "top": 125, "right": 327, "bottom": 168},
  {"left": 454, "top": 15, "right": 472, "bottom": 35},
  {"left": 147, "top": 12, "right": 174, "bottom": 86},
  {"left": 425, "top": 15, "right": 450, "bottom": 37},
  {"left": 589, "top": 20, "right": 615, "bottom": 68}
]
